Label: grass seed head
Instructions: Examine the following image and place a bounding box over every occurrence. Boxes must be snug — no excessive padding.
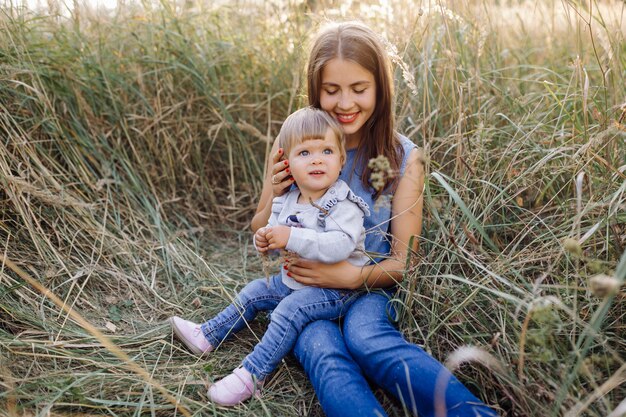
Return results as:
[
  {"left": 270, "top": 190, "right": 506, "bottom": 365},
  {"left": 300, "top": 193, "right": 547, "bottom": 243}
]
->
[
  {"left": 562, "top": 238, "right": 582, "bottom": 256},
  {"left": 368, "top": 154, "right": 394, "bottom": 192},
  {"left": 589, "top": 273, "right": 621, "bottom": 298}
]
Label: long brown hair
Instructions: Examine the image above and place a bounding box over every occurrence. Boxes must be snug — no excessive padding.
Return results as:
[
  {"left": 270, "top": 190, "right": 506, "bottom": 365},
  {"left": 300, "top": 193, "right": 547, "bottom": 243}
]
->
[{"left": 306, "top": 21, "right": 403, "bottom": 196}]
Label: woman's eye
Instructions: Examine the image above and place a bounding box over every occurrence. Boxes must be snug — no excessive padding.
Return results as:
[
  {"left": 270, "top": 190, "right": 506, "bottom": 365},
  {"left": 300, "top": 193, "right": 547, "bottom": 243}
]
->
[
  {"left": 324, "top": 89, "right": 338, "bottom": 95},
  {"left": 299, "top": 150, "right": 309, "bottom": 156},
  {"left": 323, "top": 149, "right": 333, "bottom": 155},
  {"left": 354, "top": 89, "right": 366, "bottom": 94}
]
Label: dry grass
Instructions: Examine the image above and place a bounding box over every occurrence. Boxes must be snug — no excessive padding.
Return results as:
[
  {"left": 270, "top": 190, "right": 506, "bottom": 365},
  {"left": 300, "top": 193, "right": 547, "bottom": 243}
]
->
[{"left": 1, "top": 0, "right": 625, "bottom": 415}]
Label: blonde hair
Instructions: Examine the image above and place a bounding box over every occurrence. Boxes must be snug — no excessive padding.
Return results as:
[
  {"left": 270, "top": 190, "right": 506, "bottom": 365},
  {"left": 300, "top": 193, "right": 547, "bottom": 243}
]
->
[
  {"left": 279, "top": 107, "right": 346, "bottom": 163},
  {"left": 307, "top": 21, "right": 402, "bottom": 196}
]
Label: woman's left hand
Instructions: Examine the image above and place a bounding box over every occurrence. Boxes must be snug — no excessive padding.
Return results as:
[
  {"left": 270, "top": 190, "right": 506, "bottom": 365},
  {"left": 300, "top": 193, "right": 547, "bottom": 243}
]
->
[{"left": 287, "top": 258, "right": 362, "bottom": 290}]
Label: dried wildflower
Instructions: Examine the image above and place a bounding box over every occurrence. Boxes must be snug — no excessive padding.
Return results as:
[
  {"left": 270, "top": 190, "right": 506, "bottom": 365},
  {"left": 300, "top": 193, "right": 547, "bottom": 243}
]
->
[
  {"left": 383, "top": 39, "right": 418, "bottom": 97},
  {"left": 283, "top": 250, "right": 300, "bottom": 265},
  {"left": 617, "top": 102, "right": 626, "bottom": 125},
  {"left": 309, "top": 197, "right": 330, "bottom": 216},
  {"left": 370, "top": 171, "right": 385, "bottom": 192},
  {"left": 368, "top": 154, "right": 394, "bottom": 192},
  {"left": 589, "top": 273, "right": 620, "bottom": 298},
  {"left": 445, "top": 345, "right": 504, "bottom": 374},
  {"left": 476, "top": 27, "right": 488, "bottom": 59},
  {"left": 562, "top": 238, "right": 582, "bottom": 256},
  {"left": 260, "top": 248, "right": 300, "bottom": 287},
  {"left": 595, "top": 28, "right": 614, "bottom": 64},
  {"left": 260, "top": 253, "right": 273, "bottom": 286},
  {"left": 236, "top": 120, "right": 270, "bottom": 143},
  {"left": 373, "top": 194, "right": 392, "bottom": 212},
  {"left": 433, "top": 4, "right": 466, "bottom": 24},
  {"left": 368, "top": 155, "right": 395, "bottom": 212},
  {"left": 528, "top": 296, "right": 561, "bottom": 322}
]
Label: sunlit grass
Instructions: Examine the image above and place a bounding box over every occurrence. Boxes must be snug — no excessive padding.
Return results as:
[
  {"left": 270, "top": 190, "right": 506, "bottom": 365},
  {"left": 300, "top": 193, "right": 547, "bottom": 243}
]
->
[{"left": 1, "top": 0, "right": 624, "bottom": 415}]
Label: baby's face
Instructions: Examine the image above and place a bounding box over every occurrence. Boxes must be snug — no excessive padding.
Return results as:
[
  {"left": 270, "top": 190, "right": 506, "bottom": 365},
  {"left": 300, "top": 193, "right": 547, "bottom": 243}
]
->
[{"left": 288, "top": 128, "right": 343, "bottom": 196}]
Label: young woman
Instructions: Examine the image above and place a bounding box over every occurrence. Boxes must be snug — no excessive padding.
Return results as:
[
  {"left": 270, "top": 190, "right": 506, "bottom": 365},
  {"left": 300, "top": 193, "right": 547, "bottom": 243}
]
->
[{"left": 252, "top": 21, "right": 498, "bottom": 417}]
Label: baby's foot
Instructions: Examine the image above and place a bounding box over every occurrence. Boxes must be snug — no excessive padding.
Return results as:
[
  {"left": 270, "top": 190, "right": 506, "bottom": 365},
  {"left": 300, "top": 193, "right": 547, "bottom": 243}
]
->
[
  {"left": 207, "top": 367, "right": 263, "bottom": 406},
  {"left": 169, "top": 316, "right": 213, "bottom": 356}
]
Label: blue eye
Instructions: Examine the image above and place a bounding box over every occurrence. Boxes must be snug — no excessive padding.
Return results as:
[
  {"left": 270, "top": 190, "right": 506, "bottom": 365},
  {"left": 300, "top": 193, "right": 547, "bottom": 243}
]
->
[
  {"left": 323, "top": 148, "right": 333, "bottom": 154},
  {"left": 299, "top": 150, "right": 309, "bottom": 156}
]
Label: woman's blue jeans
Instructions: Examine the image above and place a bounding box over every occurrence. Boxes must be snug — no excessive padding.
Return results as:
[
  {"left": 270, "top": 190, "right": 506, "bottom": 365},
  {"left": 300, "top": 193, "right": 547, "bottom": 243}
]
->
[
  {"left": 200, "top": 274, "right": 357, "bottom": 380},
  {"left": 293, "top": 291, "right": 498, "bottom": 417}
]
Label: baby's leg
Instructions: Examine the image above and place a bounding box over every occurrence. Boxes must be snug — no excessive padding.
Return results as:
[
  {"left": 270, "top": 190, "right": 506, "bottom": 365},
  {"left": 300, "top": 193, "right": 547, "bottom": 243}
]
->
[
  {"left": 242, "top": 287, "right": 357, "bottom": 380},
  {"left": 201, "top": 274, "right": 291, "bottom": 347}
]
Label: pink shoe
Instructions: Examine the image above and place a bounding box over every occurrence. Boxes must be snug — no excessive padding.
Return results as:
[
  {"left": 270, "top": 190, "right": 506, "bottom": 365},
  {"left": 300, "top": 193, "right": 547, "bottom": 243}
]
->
[
  {"left": 207, "top": 367, "right": 263, "bottom": 406},
  {"left": 169, "top": 316, "right": 213, "bottom": 356}
]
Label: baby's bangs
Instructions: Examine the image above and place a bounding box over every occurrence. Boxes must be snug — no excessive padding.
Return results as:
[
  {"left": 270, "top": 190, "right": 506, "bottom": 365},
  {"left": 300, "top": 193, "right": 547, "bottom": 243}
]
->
[
  {"left": 296, "top": 116, "right": 332, "bottom": 141},
  {"left": 299, "top": 134, "right": 327, "bottom": 142}
]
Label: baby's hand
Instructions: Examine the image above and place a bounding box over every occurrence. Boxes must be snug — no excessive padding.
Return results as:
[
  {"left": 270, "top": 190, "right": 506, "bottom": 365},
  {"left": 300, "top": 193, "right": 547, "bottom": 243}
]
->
[
  {"left": 265, "top": 225, "right": 291, "bottom": 250},
  {"left": 254, "top": 227, "right": 270, "bottom": 252}
]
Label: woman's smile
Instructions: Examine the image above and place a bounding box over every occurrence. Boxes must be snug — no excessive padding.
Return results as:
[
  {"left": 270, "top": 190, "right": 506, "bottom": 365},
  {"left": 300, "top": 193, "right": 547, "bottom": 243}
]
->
[{"left": 335, "top": 112, "right": 359, "bottom": 124}]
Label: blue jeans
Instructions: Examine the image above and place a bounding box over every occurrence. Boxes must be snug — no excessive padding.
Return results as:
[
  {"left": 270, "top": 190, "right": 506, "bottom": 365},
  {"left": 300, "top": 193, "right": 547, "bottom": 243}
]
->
[
  {"left": 200, "top": 274, "right": 358, "bottom": 380},
  {"left": 293, "top": 291, "right": 498, "bottom": 417}
]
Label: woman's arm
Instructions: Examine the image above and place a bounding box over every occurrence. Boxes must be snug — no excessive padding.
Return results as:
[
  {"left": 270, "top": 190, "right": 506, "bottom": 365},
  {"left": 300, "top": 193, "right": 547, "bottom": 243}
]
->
[
  {"left": 250, "top": 138, "right": 295, "bottom": 232},
  {"left": 287, "top": 148, "right": 424, "bottom": 289}
]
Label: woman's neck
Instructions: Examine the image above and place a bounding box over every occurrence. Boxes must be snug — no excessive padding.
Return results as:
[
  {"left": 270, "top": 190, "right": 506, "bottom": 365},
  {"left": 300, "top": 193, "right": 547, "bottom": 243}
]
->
[{"left": 345, "top": 132, "right": 362, "bottom": 150}]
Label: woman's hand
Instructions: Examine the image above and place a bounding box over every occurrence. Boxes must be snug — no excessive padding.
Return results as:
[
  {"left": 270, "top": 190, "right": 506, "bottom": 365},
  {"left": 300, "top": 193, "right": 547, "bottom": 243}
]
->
[
  {"left": 269, "top": 148, "right": 294, "bottom": 198},
  {"left": 251, "top": 142, "right": 295, "bottom": 232},
  {"left": 287, "top": 258, "right": 363, "bottom": 290}
]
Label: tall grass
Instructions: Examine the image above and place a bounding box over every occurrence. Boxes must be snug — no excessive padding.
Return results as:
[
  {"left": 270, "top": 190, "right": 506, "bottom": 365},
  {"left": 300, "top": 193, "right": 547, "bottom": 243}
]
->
[{"left": 1, "top": 0, "right": 624, "bottom": 415}]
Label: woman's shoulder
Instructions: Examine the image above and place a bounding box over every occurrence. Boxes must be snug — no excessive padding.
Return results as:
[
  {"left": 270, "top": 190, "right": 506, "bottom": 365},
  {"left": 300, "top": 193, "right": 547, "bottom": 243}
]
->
[
  {"left": 394, "top": 133, "right": 418, "bottom": 174},
  {"left": 395, "top": 133, "right": 418, "bottom": 153}
]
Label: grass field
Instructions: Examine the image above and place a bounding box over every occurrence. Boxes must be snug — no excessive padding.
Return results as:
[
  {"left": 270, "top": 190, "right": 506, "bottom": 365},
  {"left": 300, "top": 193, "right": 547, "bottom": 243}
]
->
[{"left": 1, "top": 0, "right": 625, "bottom": 415}]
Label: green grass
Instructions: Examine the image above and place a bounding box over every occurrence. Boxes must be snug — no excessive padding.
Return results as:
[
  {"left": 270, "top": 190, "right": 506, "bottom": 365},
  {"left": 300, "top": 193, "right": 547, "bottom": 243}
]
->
[{"left": 1, "top": 0, "right": 625, "bottom": 415}]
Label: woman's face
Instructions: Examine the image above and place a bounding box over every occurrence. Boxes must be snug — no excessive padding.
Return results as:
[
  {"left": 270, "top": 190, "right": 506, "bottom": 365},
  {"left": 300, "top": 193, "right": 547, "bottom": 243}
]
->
[{"left": 319, "top": 58, "right": 376, "bottom": 147}]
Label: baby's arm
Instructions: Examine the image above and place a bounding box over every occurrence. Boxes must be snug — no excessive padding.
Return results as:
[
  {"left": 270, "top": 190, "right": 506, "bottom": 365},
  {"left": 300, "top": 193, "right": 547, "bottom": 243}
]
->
[{"left": 286, "top": 201, "right": 364, "bottom": 264}]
